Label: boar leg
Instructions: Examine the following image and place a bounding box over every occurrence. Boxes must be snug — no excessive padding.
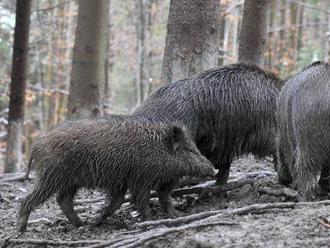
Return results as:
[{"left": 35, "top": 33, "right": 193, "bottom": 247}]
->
[
  {"left": 157, "top": 182, "right": 178, "bottom": 217},
  {"left": 216, "top": 155, "right": 232, "bottom": 186},
  {"left": 319, "top": 165, "right": 330, "bottom": 192},
  {"left": 209, "top": 149, "right": 232, "bottom": 186},
  {"left": 134, "top": 190, "right": 151, "bottom": 220},
  {"left": 57, "top": 187, "right": 82, "bottom": 227},
  {"left": 18, "top": 180, "right": 57, "bottom": 233},
  {"left": 94, "top": 189, "right": 126, "bottom": 226}
]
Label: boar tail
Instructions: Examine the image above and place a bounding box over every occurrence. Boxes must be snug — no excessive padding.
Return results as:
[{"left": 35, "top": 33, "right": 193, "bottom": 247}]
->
[{"left": 23, "top": 153, "right": 34, "bottom": 180}]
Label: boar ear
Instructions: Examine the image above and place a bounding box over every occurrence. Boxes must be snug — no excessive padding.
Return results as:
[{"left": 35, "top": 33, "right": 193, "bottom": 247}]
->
[{"left": 167, "top": 125, "right": 185, "bottom": 152}]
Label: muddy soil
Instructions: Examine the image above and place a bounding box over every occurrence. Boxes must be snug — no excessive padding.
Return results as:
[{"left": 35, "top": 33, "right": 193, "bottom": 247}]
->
[{"left": 1, "top": 156, "right": 330, "bottom": 248}]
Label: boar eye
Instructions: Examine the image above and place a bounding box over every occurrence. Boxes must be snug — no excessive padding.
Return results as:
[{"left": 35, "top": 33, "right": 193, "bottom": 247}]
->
[{"left": 166, "top": 125, "right": 185, "bottom": 152}]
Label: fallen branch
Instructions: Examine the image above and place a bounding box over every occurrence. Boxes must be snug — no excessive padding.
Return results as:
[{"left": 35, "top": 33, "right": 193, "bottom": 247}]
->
[
  {"left": 90, "top": 221, "right": 239, "bottom": 248},
  {"left": 258, "top": 186, "right": 298, "bottom": 198},
  {"left": 3, "top": 238, "right": 104, "bottom": 247},
  {"left": 135, "top": 200, "right": 330, "bottom": 229},
  {"left": 88, "top": 238, "right": 138, "bottom": 248}
]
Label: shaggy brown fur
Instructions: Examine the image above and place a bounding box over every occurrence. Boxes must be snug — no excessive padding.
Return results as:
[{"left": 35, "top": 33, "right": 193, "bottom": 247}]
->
[
  {"left": 18, "top": 118, "right": 214, "bottom": 232},
  {"left": 276, "top": 61, "right": 330, "bottom": 199},
  {"left": 133, "top": 63, "right": 282, "bottom": 185}
]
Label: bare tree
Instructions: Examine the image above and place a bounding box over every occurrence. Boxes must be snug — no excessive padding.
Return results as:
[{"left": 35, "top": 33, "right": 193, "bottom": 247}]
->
[
  {"left": 5, "top": 0, "right": 32, "bottom": 173},
  {"left": 238, "top": 0, "right": 270, "bottom": 65},
  {"left": 67, "top": 0, "right": 109, "bottom": 119},
  {"left": 161, "top": 0, "right": 220, "bottom": 84}
]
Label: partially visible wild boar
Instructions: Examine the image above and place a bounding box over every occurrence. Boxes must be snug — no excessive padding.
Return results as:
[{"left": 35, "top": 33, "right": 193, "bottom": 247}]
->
[
  {"left": 18, "top": 118, "right": 214, "bottom": 232},
  {"left": 133, "top": 63, "right": 281, "bottom": 185},
  {"left": 276, "top": 61, "right": 330, "bottom": 199}
]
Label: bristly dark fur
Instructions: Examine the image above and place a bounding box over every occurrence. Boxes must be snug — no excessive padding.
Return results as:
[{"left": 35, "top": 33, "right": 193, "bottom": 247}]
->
[
  {"left": 18, "top": 118, "right": 214, "bottom": 232},
  {"left": 276, "top": 62, "right": 330, "bottom": 199},
  {"left": 133, "top": 63, "right": 281, "bottom": 185}
]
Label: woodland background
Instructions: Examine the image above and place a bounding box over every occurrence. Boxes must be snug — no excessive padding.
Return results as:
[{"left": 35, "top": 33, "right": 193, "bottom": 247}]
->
[{"left": 0, "top": 0, "right": 329, "bottom": 172}]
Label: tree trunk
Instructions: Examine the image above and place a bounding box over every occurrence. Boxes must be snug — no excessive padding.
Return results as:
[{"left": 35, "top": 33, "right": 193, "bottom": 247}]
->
[
  {"left": 218, "top": 3, "right": 226, "bottom": 66},
  {"left": 5, "top": 0, "right": 32, "bottom": 173},
  {"left": 238, "top": 0, "right": 270, "bottom": 65},
  {"left": 135, "top": 0, "right": 146, "bottom": 105},
  {"left": 161, "top": 0, "right": 220, "bottom": 84},
  {"left": 265, "top": 0, "right": 276, "bottom": 70},
  {"left": 296, "top": 1, "right": 304, "bottom": 62},
  {"left": 288, "top": 2, "right": 297, "bottom": 72},
  {"left": 327, "top": 15, "right": 330, "bottom": 64},
  {"left": 67, "top": 0, "right": 109, "bottom": 119}
]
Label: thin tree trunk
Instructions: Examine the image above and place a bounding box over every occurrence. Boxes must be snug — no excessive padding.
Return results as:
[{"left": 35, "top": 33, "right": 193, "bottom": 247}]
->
[
  {"left": 135, "top": 0, "right": 145, "bottom": 105},
  {"left": 266, "top": 0, "right": 276, "bottom": 70},
  {"left": 277, "top": 0, "right": 286, "bottom": 72},
  {"left": 223, "top": 12, "right": 231, "bottom": 65},
  {"left": 218, "top": 3, "right": 226, "bottom": 66},
  {"left": 296, "top": 2, "right": 304, "bottom": 60},
  {"left": 288, "top": 2, "right": 297, "bottom": 72},
  {"left": 327, "top": 14, "right": 330, "bottom": 63},
  {"left": 5, "top": 0, "right": 32, "bottom": 173},
  {"left": 238, "top": 0, "right": 270, "bottom": 65},
  {"left": 144, "top": 0, "right": 153, "bottom": 99},
  {"left": 232, "top": 7, "right": 240, "bottom": 61},
  {"left": 161, "top": 0, "right": 220, "bottom": 84},
  {"left": 67, "top": 0, "right": 109, "bottom": 119}
]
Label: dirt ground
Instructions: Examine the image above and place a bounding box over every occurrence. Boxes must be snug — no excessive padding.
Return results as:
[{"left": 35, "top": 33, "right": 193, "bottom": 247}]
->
[{"left": 1, "top": 156, "right": 330, "bottom": 248}]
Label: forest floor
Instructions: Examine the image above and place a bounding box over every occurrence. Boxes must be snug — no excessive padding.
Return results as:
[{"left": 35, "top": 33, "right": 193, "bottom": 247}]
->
[{"left": 1, "top": 156, "right": 330, "bottom": 248}]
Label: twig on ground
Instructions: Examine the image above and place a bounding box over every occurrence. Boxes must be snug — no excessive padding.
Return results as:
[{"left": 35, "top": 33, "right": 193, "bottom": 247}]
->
[
  {"left": 28, "top": 218, "right": 52, "bottom": 225},
  {"left": 319, "top": 216, "right": 330, "bottom": 229},
  {"left": 258, "top": 186, "right": 298, "bottom": 198}
]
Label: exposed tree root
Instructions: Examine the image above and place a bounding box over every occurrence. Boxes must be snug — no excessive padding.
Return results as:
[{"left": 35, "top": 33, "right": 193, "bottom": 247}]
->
[
  {"left": 135, "top": 200, "right": 330, "bottom": 229},
  {"left": 87, "top": 238, "right": 139, "bottom": 248},
  {"left": 2, "top": 238, "right": 104, "bottom": 247},
  {"left": 88, "top": 221, "right": 238, "bottom": 248}
]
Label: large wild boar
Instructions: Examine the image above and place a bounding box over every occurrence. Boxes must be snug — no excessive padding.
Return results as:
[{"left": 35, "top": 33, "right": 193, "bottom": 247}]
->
[
  {"left": 276, "top": 61, "right": 330, "bottom": 199},
  {"left": 133, "top": 63, "right": 281, "bottom": 185}
]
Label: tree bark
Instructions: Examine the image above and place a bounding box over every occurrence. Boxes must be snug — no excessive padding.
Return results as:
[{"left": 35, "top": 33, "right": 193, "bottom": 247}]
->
[
  {"left": 161, "top": 0, "right": 220, "bottom": 84},
  {"left": 67, "top": 0, "right": 109, "bottom": 119},
  {"left": 218, "top": 3, "right": 226, "bottom": 66},
  {"left": 238, "top": 0, "right": 270, "bottom": 65},
  {"left": 288, "top": 2, "right": 297, "bottom": 72},
  {"left": 135, "top": 0, "right": 146, "bottom": 105},
  {"left": 5, "top": 0, "right": 32, "bottom": 173}
]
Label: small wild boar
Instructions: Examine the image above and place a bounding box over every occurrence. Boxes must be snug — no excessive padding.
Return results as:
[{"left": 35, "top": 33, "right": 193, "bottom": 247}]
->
[{"left": 18, "top": 118, "right": 214, "bottom": 232}]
